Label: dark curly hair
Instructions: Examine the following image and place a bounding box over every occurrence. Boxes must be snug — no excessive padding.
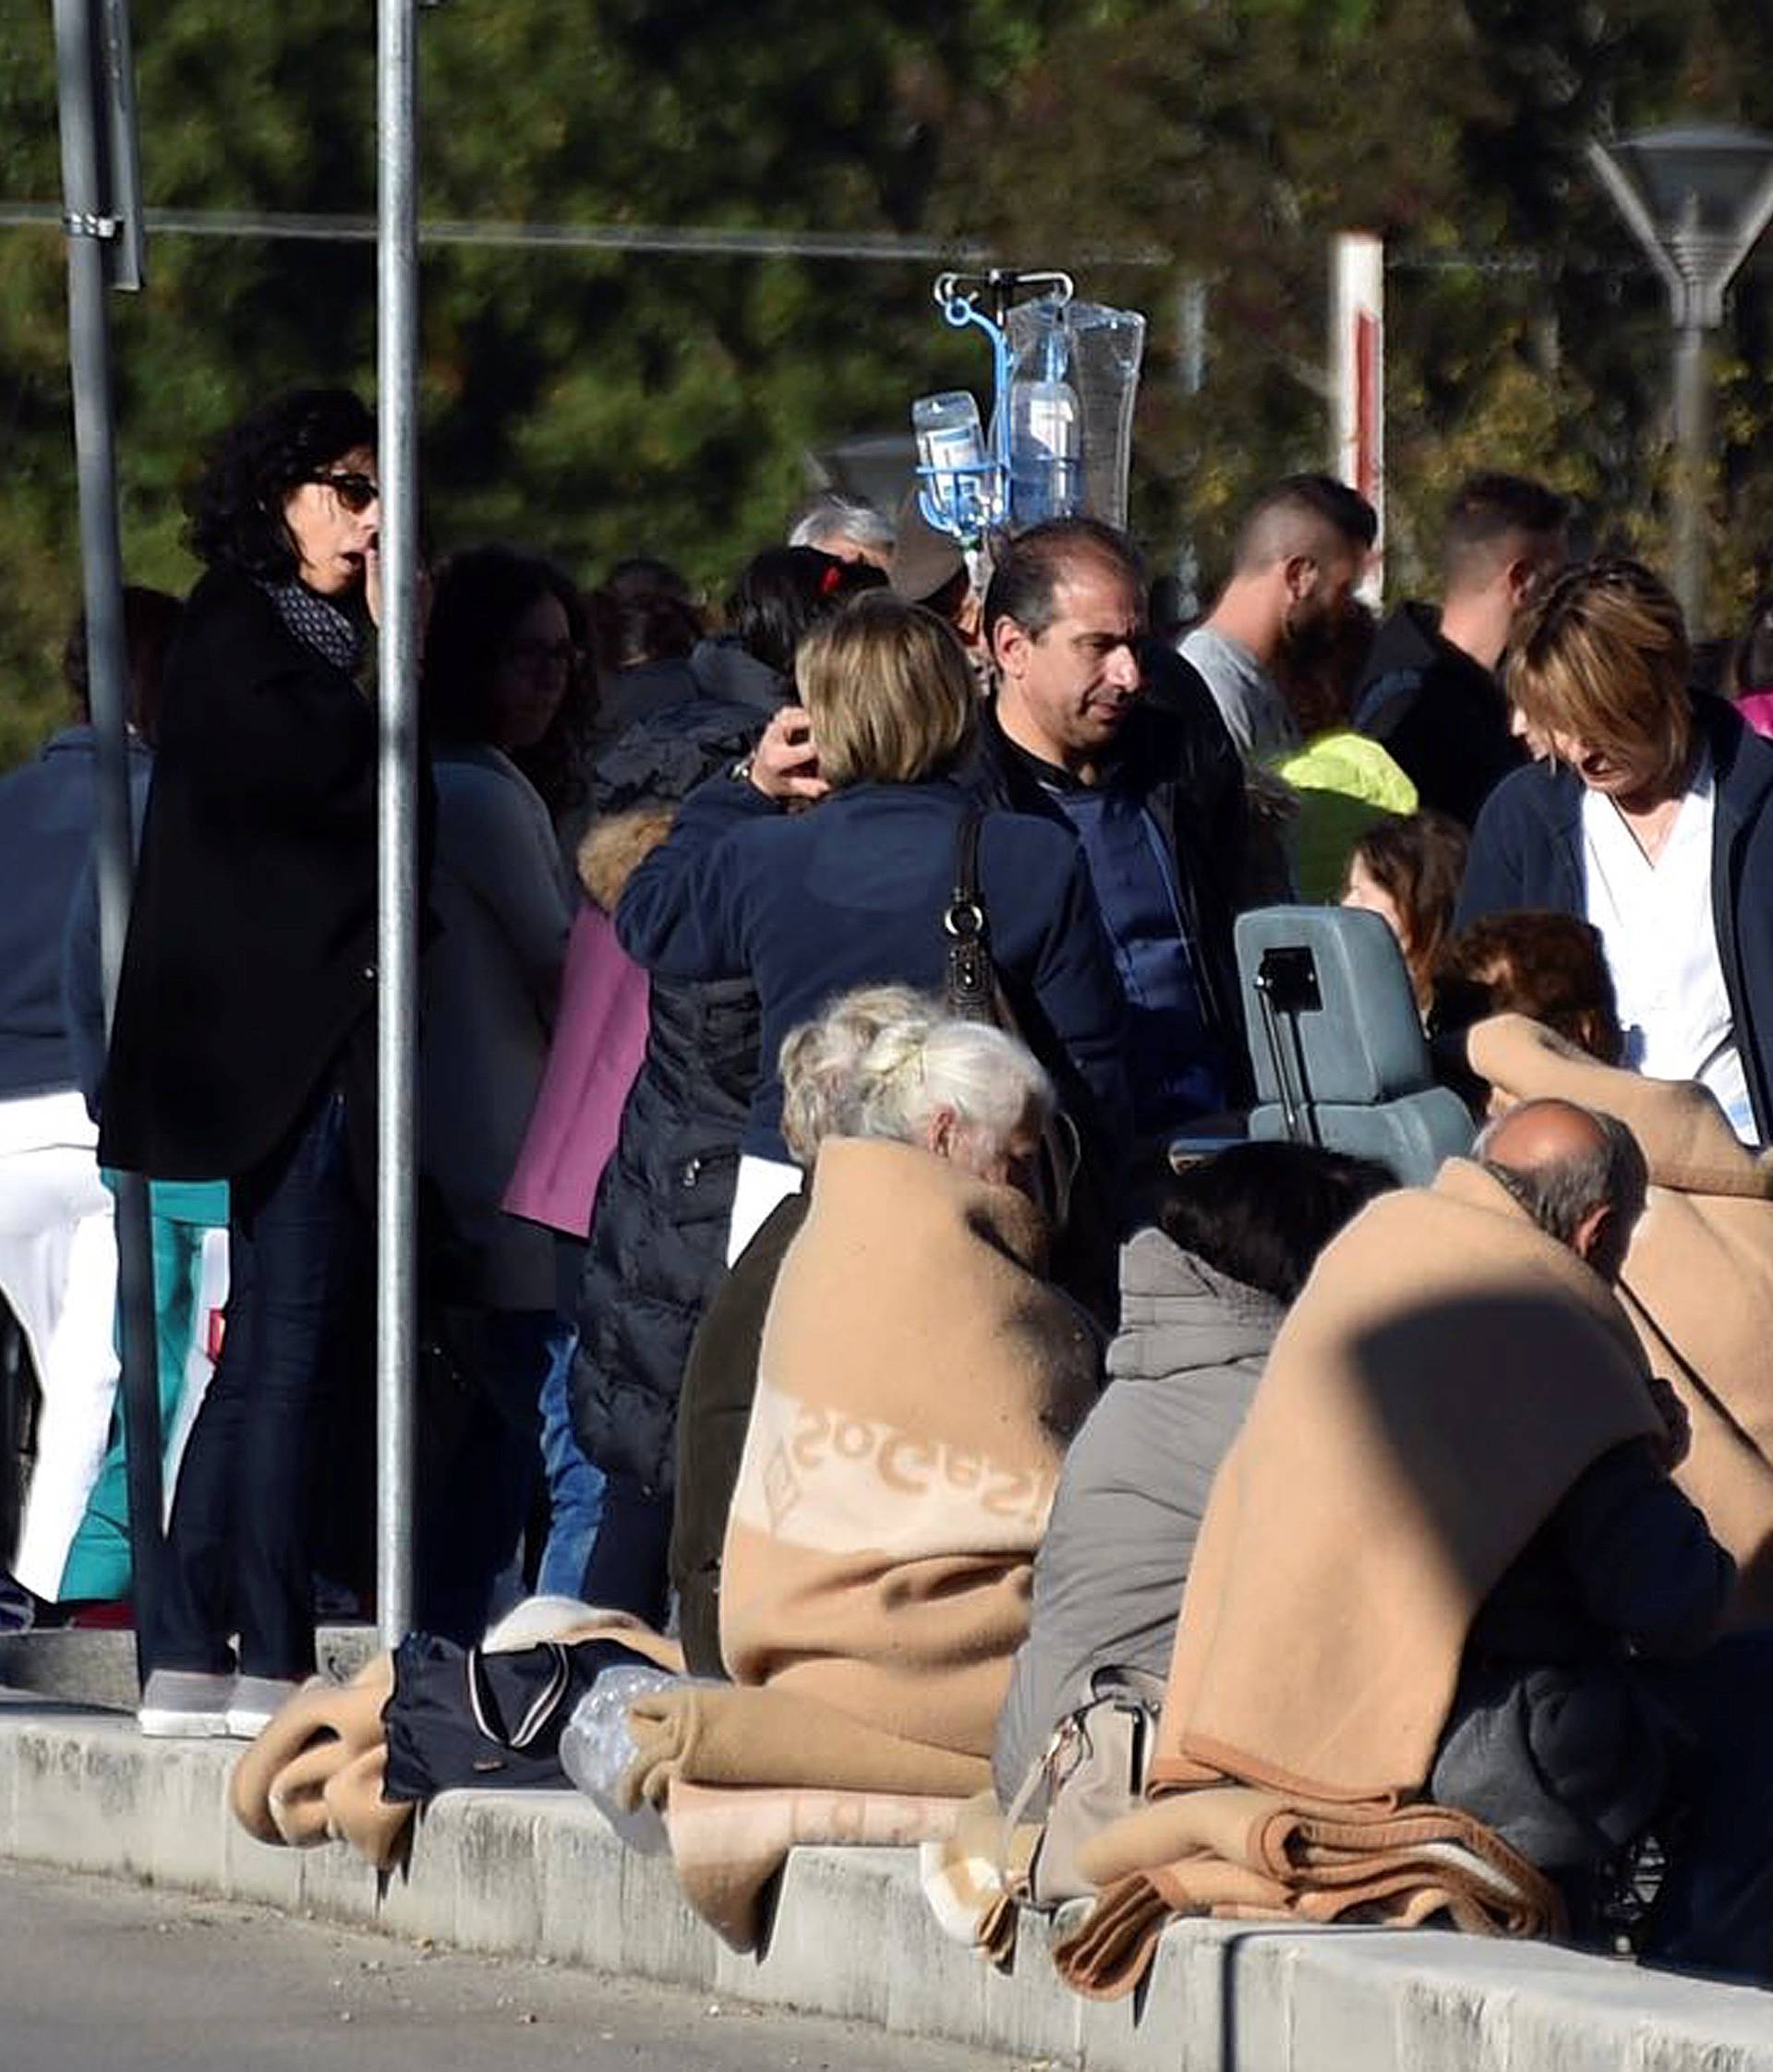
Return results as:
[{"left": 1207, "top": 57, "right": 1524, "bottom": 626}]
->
[
  {"left": 187, "top": 387, "right": 376, "bottom": 581},
  {"left": 421, "top": 543, "right": 593, "bottom": 819}
]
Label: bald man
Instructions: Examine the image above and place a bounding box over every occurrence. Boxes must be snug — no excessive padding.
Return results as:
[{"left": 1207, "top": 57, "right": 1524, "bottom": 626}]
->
[
  {"left": 1435, "top": 1097, "right": 1773, "bottom": 1979},
  {"left": 1474, "top": 1096, "right": 1647, "bottom": 1291},
  {"left": 1180, "top": 474, "right": 1377, "bottom": 765}
]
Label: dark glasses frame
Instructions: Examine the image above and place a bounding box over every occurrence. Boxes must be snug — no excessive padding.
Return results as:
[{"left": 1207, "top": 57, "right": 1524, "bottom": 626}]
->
[{"left": 308, "top": 470, "right": 380, "bottom": 514}]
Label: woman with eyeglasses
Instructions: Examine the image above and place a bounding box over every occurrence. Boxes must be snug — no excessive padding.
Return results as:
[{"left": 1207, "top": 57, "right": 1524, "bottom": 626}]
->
[
  {"left": 409, "top": 545, "right": 586, "bottom": 1639},
  {"left": 100, "top": 388, "right": 416, "bottom": 1736},
  {"left": 1458, "top": 556, "right": 1773, "bottom": 1146}
]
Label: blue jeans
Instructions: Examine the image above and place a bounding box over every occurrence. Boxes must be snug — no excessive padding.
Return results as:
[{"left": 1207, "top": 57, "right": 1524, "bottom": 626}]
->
[
  {"left": 149, "top": 1086, "right": 356, "bottom": 1680},
  {"left": 535, "top": 1322, "right": 604, "bottom": 1598}
]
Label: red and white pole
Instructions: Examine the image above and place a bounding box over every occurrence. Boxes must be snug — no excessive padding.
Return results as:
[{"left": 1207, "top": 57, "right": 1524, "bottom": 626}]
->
[{"left": 1331, "top": 231, "right": 1384, "bottom": 603}]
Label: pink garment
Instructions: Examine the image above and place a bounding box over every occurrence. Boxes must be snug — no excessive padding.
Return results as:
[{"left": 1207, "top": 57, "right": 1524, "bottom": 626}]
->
[
  {"left": 501, "top": 903, "right": 650, "bottom": 1236},
  {"left": 1735, "top": 691, "right": 1773, "bottom": 741}
]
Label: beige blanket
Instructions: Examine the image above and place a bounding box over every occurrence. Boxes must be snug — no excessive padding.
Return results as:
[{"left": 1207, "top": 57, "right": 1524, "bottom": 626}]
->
[
  {"left": 1470, "top": 1013, "right": 1773, "bottom": 1616},
  {"left": 662, "top": 1780, "right": 964, "bottom": 1951},
  {"left": 720, "top": 1137, "right": 1100, "bottom": 1757},
  {"left": 1051, "top": 1158, "right": 1658, "bottom": 1996}
]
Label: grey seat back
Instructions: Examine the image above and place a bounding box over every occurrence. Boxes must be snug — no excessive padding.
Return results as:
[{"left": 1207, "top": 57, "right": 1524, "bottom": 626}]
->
[{"left": 1235, "top": 905, "right": 1474, "bottom": 1187}]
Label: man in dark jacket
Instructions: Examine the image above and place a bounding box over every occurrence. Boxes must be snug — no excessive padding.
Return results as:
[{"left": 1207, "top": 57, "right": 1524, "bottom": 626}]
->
[
  {"left": 970, "top": 518, "right": 1250, "bottom": 1134},
  {"left": 1355, "top": 473, "right": 1567, "bottom": 826},
  {"left": 1430, "top": 1100, "right": 1773, "bottom": 1980}
]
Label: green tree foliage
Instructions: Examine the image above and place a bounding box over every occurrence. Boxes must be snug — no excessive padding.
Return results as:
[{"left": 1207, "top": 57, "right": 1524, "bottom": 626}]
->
[
  {"left": 0, "top": 0, "right": 1057, "bottom": 765},
  {"left": 939, "top": 0, "right": 1773, "bottom": 612},
  {"left": 5, "top": 0, "right": 1773, "bottom": 768}
]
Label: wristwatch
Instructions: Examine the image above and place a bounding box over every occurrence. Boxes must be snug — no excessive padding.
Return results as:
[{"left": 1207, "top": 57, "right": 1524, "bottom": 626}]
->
[{"left": 729, "top": 754, "right": 754, "bottom": 784}]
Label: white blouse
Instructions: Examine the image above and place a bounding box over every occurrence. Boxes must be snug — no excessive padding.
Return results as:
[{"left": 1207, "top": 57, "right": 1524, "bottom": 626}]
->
[{"left": 1581, "top": 747, "right": 1756, "bottom": 1142}]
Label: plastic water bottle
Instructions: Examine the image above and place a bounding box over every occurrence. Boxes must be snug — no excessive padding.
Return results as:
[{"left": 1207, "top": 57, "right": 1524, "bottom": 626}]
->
[
  {"left": 559, "top": 1663, "right": 678, "bottom": 1854},
  {"left": 913, "top": 391, "right": 990, "bottom": 536},
  {"left": 1009, "top": 374, "right": 1081, "bottom": 525}
]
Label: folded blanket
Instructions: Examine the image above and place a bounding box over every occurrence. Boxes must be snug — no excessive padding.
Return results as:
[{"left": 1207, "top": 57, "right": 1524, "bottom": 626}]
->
[
  {"left": 229, "top": 1655, "right": 407, "bottom": 1868},
  {"left": 621, "top": 1680, "right": 989, "bottom": 1811},
  {"left": 1048, "top": 1157, "right": 1656, "bottom": 1997},
  {"left": 1468, "top": 1014, "right": 1773, "bottom": 1619}
]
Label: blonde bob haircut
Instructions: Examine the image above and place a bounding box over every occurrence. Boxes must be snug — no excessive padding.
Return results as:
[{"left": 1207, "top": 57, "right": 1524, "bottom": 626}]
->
[
  {"left": 1505, "top": 557, "right": 1692, "bottom": 795},
  {"left": 794, "top": 591, "right": 977, "bottom": 788}
]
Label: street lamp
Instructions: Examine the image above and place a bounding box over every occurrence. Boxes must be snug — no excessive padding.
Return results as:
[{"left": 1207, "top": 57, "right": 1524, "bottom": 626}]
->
[{"left": 1589, "top": 125, "right": 1773, "bottom": 630}]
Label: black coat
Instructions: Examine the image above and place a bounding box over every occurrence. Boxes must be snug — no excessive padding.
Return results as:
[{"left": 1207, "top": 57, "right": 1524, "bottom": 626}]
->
[
  {"left": 964, "top": 645, "right": 1250, "bottom": 1100},
  {"left": 568, "top": 639, "right": 785, "bottom": 1496},
  {"left": 1431, "top": 1440, "right": 1731, "bottom": 1875},
  {"left": 670, "top": 1189, "right": 808, "bottom": 1675},
  {"left": 1354, "top": 601, "right": 1525, "bottom": 828},
  {"left": 99, "top": 568, "right": 396, "bottom": 1185},
  {"left": 1457, "top": 695, "right": 1773, "bottom": 1143}
]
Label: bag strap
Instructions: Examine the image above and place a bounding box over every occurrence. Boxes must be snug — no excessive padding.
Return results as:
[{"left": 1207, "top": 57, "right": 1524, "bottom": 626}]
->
[
  {"left": 466, "top": 1640, "right": 572, "bottom": 1750},
  {"left": 943, "top": 806, "right": 997, "bottom": 1024}
]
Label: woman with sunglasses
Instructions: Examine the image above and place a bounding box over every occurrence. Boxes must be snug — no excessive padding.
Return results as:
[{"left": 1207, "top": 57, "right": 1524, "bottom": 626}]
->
[
  {"left": 1458, "top": 556, "right": 1773, "bottom": 1146},
  {"left": 100, "top": 388, "right": 413, "bottom": 1736}
]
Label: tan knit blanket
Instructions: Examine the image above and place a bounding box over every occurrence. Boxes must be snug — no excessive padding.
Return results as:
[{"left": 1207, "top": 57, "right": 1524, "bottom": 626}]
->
[
  {"left": 720, "top": 1137, "right": 1101, "bottom": 1758},
  {"left": 1052, "top": 1158, "right": 1658, "bottom": 1996},
  {"left": 1469, "top": 1013, "right": 1773, "bottom": 1618}
]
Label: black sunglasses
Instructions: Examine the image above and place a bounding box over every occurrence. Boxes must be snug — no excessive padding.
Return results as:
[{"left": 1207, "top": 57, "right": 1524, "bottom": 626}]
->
[{"left": 309, "top": 470, "right": 380, "bottom": 513}]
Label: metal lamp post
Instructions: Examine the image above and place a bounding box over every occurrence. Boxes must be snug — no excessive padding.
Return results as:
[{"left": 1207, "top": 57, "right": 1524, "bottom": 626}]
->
[{"left": 1589, "top": 126, "right": 1773, "bottom": 631}]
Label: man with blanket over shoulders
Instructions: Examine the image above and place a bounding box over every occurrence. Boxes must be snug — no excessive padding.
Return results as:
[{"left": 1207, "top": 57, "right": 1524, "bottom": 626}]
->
[
  {"left": 1056, "top": 1098, "right": 1773, "bottom": 1994},
  {"left": 1463, "top": 1011, "right": 1773, "bottom": 1622}
]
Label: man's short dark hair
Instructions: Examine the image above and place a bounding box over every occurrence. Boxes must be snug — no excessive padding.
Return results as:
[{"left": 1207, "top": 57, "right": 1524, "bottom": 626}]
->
[
  {"left": 1157, "top": 1140, "right": 1395, "bottom": 1305},
  {"left": 1443, "top": 473, "right": 1569, "bottom": 589},
  {"left": 1235, "top": 474, "right": 1378, "bottom": 572},
  {"left": 983, "top": 517, "right": 1145, "bottom": 648}
]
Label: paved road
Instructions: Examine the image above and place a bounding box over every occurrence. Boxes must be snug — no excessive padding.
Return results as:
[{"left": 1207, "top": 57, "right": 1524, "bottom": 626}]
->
[{"left": 0, "top": 1861, "right": 1029, "bottom": 2072}]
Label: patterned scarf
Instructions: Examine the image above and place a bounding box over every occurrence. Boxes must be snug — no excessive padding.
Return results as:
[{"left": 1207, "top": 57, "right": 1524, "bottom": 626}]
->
[{"left": 261, "top": 579, "right": 364, "bottom": 675}]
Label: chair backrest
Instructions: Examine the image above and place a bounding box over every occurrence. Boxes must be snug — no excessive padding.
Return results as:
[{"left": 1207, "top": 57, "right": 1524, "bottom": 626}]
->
[{"left": 1235, "top": 905, "right": 1475, "bottom": 1186}]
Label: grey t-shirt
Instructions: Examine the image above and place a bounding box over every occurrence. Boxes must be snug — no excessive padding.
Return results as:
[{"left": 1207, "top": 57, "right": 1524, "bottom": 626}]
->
[
  {"left": 993, "top": 1231, "right": 1284, "bottom": 1803},
  {"left": 1181, "top": 624, "right": 1297, "bottom": 764}
]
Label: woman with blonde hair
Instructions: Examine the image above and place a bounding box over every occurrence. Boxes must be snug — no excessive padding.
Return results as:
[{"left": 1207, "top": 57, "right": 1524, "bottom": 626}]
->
[
  {"left": 1458, "top": 557, "right": 1773, "bottom": 1143},
  {"left": 616, "top": 591, "right": 1130, "bottom": 1258}
]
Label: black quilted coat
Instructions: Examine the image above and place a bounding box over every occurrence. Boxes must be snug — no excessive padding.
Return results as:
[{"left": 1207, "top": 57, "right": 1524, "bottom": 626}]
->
[{"left": 567, "top": 640, "right": 783, "bottom": 1495}]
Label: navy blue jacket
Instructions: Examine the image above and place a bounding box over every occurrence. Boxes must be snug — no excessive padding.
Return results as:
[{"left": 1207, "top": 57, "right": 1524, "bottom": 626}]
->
[
  {"left": 1457, "top": 696, "right": 1773, "bottom": 1140},
  {"left": 615, "top": 773, "right": 1133, "bottom": 1162},
  {"left": 0, "top": 726, "right": 151, "bottom": 1100}
]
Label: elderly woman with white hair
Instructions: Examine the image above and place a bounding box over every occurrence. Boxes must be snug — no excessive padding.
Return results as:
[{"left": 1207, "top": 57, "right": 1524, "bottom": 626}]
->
[{"left": 699, "top": 989, "right": 1101, "bottom": 1752}]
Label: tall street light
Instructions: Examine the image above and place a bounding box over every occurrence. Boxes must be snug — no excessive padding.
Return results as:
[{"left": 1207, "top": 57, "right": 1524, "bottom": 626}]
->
[{"left": 1589, "top": 125, "right": 1773, "bottom": 631}]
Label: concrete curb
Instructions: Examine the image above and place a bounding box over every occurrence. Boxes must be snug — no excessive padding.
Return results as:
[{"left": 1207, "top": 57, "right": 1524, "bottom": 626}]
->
[{"left": 1, "top": 1699, "right": 1770, "bottom": 2069}]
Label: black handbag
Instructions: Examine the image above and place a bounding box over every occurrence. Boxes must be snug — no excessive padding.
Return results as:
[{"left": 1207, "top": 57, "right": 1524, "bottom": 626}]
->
[{"left": 942, "top": 806, "right": 1081, "bottom": 1231}]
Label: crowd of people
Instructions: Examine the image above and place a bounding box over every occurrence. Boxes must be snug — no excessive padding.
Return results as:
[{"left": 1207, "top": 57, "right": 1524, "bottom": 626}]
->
[{"left": 6, "top": 383, "right": 1773, "bottom": 1984}]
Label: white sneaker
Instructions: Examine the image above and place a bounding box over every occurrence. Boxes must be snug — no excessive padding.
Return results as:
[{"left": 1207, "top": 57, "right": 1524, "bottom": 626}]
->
[
  {"left": 225, "top": 1675, "right": 303, "bottom": 1741},
  {"left": 139, "top": 1669, "right": 235, "bottom": 1738}
]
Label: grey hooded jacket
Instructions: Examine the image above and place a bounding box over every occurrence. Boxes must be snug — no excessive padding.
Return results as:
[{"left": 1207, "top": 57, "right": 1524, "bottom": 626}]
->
[{"left": 994, "top": 1228, "right": 1284, "bottom": 1804}]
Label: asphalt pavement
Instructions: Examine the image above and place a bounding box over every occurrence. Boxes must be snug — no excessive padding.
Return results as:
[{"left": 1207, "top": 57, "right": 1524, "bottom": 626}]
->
[{"left": 0, "top": 1861, "right": 1030, "bottom": 2072}]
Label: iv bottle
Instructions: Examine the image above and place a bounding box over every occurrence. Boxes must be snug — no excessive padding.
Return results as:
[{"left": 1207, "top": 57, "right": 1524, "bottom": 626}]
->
[
  {"left": 913, "top": 391, "right": 989, "bottom": 536},
  {"left": 1009, "top": 375, "right": 1081, "bottom": 526}
]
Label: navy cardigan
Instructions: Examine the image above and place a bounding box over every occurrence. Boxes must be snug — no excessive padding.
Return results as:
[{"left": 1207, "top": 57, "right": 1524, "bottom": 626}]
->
[
  {"left": 1457, "top": 697, "right": 1773, "bottom": 1141},
  {"left": 615, "top": 773, "right": 1133, "bottom": 1162}
]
